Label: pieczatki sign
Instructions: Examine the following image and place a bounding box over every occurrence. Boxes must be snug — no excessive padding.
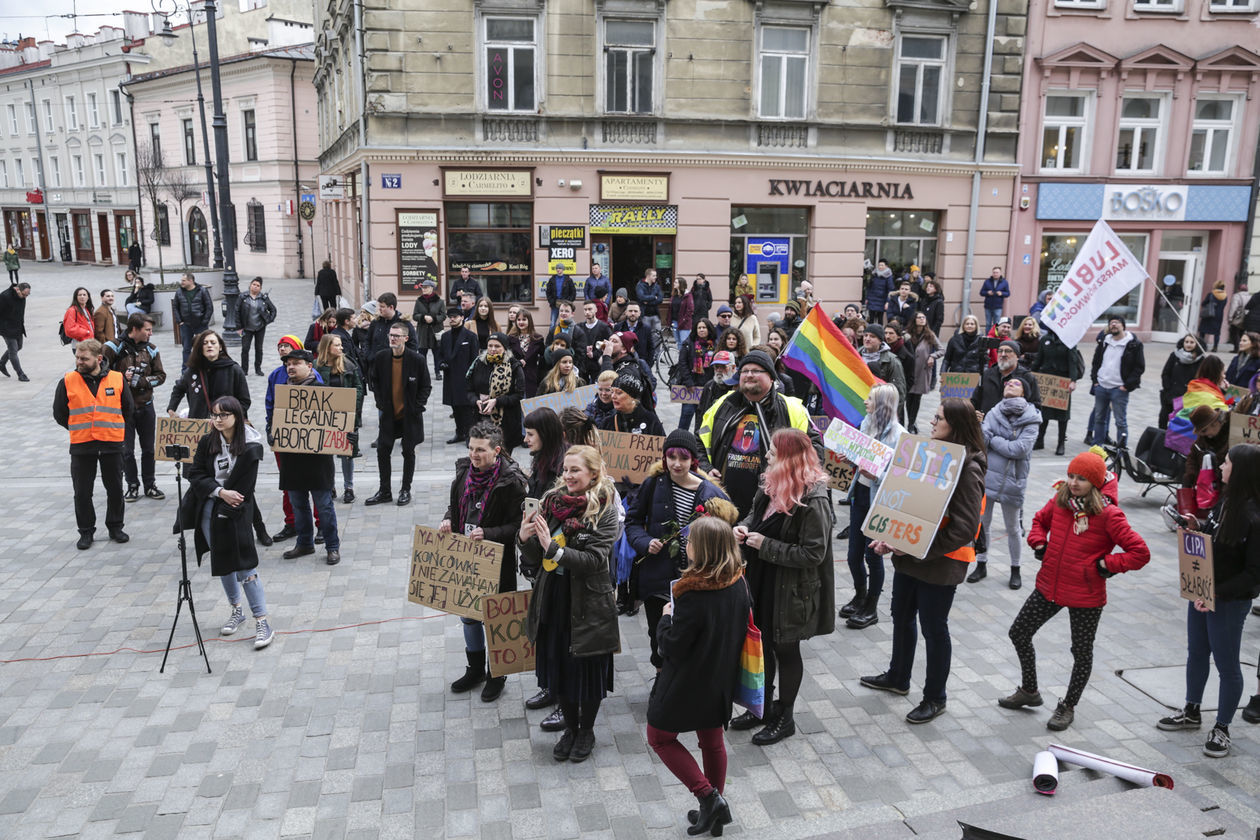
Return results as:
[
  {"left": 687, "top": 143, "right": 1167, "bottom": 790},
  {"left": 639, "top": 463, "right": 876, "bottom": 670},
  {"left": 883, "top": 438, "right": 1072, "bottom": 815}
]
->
[
  {"left": 862, "top": 434, "right": 967, "bottom": 559},
  {"left": 1038, "top": 219, "right": 1149, "bottom": 347},
  {"left": 407, "top": 526, "right": 504, "bottom": 620},
  {"left": 271, "top": 385, "right": 357, "bottom": 456}
]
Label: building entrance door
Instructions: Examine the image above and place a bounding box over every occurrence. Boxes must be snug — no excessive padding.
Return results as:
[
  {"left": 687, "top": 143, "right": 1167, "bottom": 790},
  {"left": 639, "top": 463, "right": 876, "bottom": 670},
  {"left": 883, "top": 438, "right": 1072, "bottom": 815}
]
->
[
  {"left": 188, "top": 207, "right": 209, "bottom": 266},
  {"left": 98, "top": 214, "right": 112, "bottom": 263},
  {"left": 1149, "top": 253, "right": 1201, "bottom": 341}
]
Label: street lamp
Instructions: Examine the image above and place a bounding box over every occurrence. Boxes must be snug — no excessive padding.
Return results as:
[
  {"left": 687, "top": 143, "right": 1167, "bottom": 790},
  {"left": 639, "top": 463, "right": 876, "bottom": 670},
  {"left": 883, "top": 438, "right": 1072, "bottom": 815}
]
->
[{"left": 152, "top": 0, "right": 238, "bottom": 338}]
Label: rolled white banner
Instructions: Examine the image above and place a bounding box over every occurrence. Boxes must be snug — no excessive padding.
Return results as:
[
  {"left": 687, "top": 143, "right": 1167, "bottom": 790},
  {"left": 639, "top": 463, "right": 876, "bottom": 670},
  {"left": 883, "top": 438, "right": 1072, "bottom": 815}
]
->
[
  {"left": 1032, "top": 750, "right": 1059, "bottom": 794},
  {"left": 1048, "top": 743, "right": 1174, "bottom": 789}
]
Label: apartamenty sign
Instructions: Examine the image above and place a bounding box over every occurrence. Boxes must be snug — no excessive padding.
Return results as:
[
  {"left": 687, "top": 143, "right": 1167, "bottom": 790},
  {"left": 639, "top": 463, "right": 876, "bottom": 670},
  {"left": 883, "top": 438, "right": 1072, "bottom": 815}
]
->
[{"left": 600, "top": 174, "right": 669, "bottom": 201}]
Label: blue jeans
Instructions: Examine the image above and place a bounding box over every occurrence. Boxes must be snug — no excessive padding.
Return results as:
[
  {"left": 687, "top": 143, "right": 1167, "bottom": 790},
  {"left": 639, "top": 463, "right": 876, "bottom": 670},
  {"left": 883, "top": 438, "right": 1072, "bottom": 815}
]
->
[
  {"left": 1185, "top": 599, "right": 1253, "bottom": 726},
  {"left": 847, "top": 482, "right": 885, "bottom": 595},
  {"left": 674, "top": 327, "right": 690, "bottom": 353},
  {"left": 221, "top": 570, "right": 268, "bottom": 618},
  {"left": 888, "top": 571, "right": 957, "bottom": 703},
  {"left": 461, "top": 616, "right": 486, "bottom": 652},
  {"left": 984, "top": 308, "right": 1002, "bottom": 333},
  {"left": 179, "top": 322, "right": 198, "bottom": 371},
  {"left": 338, "top": 455, "right": 354, "bottom": 491},
  {"left": 287, "top": 489, "right": 339, "bottom": 551},
  {"left": 677, "top": 402, "right": 697, "bottom": 431},
  {"left": 1092, "top": 386, "right": 1129, "bottom": 446},
  {"left": 126, "top": 303, "right": 146, "bottom": 316}
]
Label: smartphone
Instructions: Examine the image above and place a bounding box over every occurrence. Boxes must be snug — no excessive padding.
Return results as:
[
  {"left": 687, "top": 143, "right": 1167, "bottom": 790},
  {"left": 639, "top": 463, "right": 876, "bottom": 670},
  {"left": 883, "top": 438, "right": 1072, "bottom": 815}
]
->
[{"left": 524, "top": 497, "right": 541, "bottom": 521}]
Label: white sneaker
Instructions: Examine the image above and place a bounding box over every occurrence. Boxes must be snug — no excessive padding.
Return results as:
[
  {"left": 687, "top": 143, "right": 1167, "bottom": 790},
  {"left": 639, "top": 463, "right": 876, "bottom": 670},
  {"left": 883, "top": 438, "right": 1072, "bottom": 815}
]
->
[
  {"left": 220, "top": 604, "right": 246, "bottom": 636},
  {"left": 254, "top": 618, "right": 275, "bottom": 650}
]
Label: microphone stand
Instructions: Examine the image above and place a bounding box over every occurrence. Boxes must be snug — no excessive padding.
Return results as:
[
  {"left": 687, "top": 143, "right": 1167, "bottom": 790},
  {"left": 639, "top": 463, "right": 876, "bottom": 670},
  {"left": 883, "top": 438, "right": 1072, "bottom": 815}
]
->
[{"left": 161, "top": 458, "right": 211, "bottom": 674}]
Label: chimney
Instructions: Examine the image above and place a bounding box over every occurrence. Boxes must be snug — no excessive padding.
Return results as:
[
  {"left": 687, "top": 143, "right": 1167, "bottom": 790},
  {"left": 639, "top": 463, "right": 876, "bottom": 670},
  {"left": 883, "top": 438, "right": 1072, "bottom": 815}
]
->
[
  {"left": 67, "top": 33, "right": 86, "bottom": 50},
  {"left": 121, "top": 10, "right": 150, "bottom": 41},
  {"left": 97, "top": 26, "right": 123, "bottom": 43},
  {"left": 37, "top": 40, "right": 54, "bottom": 60}
]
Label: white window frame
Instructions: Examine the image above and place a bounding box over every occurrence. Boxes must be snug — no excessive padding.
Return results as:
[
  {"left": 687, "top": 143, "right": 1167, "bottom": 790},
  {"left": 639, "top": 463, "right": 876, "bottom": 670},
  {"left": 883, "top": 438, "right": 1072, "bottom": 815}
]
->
[
  {"left": 64, "top": 96, "right": 78, "bottom": 131},
  {"left": 892, "top": 32, "right": 949, "bottom": 127},
  {"left": 1132, "top": 0, "right": 1182, "bottom": 11},
  {"left": 1208, "top": 0, "right": 1259, "bottom": 11},
  {"left": 1186, "top": 95, "right": 1238, "bottom": 176},
  {"left": 115, "top": 151, "right": 128, "bottom": 187},
  {"left": 757, "top": 24, "right": 811, "bottom": 121},
  {"left": 149, "top": 122, "right": 162, "bottom": 166},
  {"left": 32, "top": 158, "right": 43, "bottom": 186},
  {"left": 0, "top": 161, "right": 6, "bottom": 188},
  {"left": 87, "top": 92, "right": 99, "bottom": 128},
  {"left": 24, "top": 102, "right": 35, "bottom": 134},
  {"left": 42, "top": 100, "right": 54, "bottom": 133},
  {"left": 1114, "top": 94, "right": 1165, "bottom": 175},
  {"left": 1039, "top": 92, "right": 1091, "bottom": 174},
  {"left": 1054, "top": 0, "right": 1106, "bottom": 8},
  {"left": 14, "top": 158, "right": 23, "bottom": 187},
  {"left": 599, "top": 16, "right": 661, "bottom": 116},
  {"left": 242, "top": 108, "right": 257, "bottom": 161},
  {"left": 110, "top": 90, "right": 122, "bottom": 124},
  {"left": 72, "top": 155, "right": 84, "bottom": 187},
  {"left": 93, "top": 153, "right": 106, "bottom": 186},
  {"left": 479, "top": 13, "right": 540, "bottom": 113},
  {"left": 6, "top": 104, "right": 17, "bottom": 134},
  {"left": 50, "top": 155, "right": 61, "bottom": 188}
]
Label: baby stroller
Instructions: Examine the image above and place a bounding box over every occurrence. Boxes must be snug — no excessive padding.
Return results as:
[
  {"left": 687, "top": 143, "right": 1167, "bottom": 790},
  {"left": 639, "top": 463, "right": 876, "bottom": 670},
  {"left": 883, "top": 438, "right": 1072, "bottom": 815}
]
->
[{"left": 1101, "top": 425, "right": 1185, "bottom": 501}]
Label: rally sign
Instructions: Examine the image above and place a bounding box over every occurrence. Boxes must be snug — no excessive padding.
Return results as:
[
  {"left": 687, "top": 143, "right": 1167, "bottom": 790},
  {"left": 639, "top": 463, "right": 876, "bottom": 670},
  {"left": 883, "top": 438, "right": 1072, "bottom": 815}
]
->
[
  {"left": 155, "top": 416, "right": 211, "bottom": 463},
  {"left": 939, "top": 372, "right": 979, "bottom": 400},
  {"left": 271, "top": 385, "right": 357, "bottom": 456},
  {"left": 520, "top": 384, "right": 598, "bottom": 418},
  {"left": 823, "top": 417, "right": 895, "bottom": 477},
  {"left": 669, "top": 385, "right": 702, "bottom": 404},
  {"left": 1033, "top": 373, "right": 1073, "bottom": 412},
  {"left": 823, "top": 449, "right": 856, "bottom": 493},
  {"left": 483, "top": 590, "right": 535, "bottom": 677},
  {"left": 407, "top": 526, "right": 504, "bottom": 620},
  {"left": 1038, "top": 219, "right": 1150, "bottom": 347},
  {"left": 1177, "top": 528, "right": 1215, "bottom": 611},
  {"left": 862, "top": 434, "right": 967, "bottom": 559},
  {"left": 1227, "top": 411, "right": 1260, "bottom": 449},
  {"left": 597, "top": 429, "right": 665, "bottom": 485}
]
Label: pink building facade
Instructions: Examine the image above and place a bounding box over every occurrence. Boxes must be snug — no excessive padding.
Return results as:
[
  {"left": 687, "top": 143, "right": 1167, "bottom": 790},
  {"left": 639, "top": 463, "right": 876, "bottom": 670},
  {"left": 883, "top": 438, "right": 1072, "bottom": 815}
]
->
[{"left": 1009, "top": 0, "right": 1260, "bottom": 342}]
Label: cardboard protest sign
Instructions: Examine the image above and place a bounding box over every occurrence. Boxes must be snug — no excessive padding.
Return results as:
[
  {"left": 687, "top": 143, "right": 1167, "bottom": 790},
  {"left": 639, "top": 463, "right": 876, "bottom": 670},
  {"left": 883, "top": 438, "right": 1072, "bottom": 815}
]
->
[
  {"left": 483, "top": 590, "right": 535, "bottom": 677},
  {"left": 597, "top": 429, "right": 665, "bottom": 485},
  {"left": 271, "top": 384, "right": 357, "bottom": 456},
  {"left": 1177, "top": 528, "right": 1215, "bottom": 611},
  {"left": 669, "top": 385, "right": 703, "bottom": 404},
  {"left": 822, "top": 449, "right": 856, "bottom": 493},
  {"left": 939, "top": 372, "right": 979, "bottom": 400},
  {"left": 155, "top": 416, "right": 211, "bottom": 463},
  {"left": 407, "top": 526, "right": 504, "bottom": 620},
  {"left": 862, "top": 433, "right": 967, "bottom": 559},
  {"left": 1033, "top": 373, "right": 1073, "bottom": 412},
  {"left": 1224, "top": 385, "right": 1248, "bottom": 405},
  {"left": 520, "top": 384, "right": 598, "bottom": 418},
  {"left": 1227, "top": 411, "right": 1260, "bottom": 449},
  {"left": 823, "top": 417, "right": 895, "bottom": 477}
]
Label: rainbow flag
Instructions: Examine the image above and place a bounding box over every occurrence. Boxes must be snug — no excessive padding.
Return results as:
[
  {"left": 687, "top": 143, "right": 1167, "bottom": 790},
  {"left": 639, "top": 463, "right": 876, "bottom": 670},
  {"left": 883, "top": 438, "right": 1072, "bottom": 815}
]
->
[
  {"left": 781, "top": 304, "right": 880, "bottom": 426},
  {"left": 1165, "top": 379, "right": 1227, "bottom": 455}
]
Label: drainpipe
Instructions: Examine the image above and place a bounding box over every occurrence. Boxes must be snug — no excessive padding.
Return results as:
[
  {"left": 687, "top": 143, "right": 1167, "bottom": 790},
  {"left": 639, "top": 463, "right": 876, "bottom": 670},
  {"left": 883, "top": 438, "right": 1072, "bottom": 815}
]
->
[
  {"left": 26, "top": 78, "right": 55, "bottom": 262},
  {"left": 959, "top": 0, "right": 1001, "bottom": 325},
  {"left": 118, "top": 79, "right": 148, "bottom": 266},
  {"left": 289, "top": 57, "right": 304, "bottom": 278},
  {"left": 354, "top": 0, "right": 371, "bottom": 301}
]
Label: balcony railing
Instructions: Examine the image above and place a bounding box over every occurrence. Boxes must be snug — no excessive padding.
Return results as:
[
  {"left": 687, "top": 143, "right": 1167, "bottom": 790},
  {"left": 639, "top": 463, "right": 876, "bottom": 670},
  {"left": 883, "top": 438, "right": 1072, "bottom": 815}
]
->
[
  {"left": 891, "top": 128, "right": 944, "bottom": 155},
  {"left": 601, "top": 118, "right": 657, "bottom": 145},
  {"left": 757, "top": 123, "right": 809, "bottom": 149},
  {"left": 482, "top": 117, "right": 539, "bottom": 143}
]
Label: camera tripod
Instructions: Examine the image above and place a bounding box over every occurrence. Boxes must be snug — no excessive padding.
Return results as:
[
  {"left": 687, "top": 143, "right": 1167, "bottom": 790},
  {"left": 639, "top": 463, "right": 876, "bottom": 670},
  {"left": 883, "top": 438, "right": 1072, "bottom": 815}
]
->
[{"left": 160, "top": 459, "right": 211, "bottom": 674}]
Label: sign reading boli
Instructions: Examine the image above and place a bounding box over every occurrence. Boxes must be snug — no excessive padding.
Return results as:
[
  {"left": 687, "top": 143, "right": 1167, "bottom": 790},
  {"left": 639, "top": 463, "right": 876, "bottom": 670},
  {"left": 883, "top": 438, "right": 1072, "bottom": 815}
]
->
[
  {"left": 1177, "top": 528, "right": 1215, "bottom": 611},
  {"left": 598, "top": 430, "right": 665, "bottom": 485},
  {"left": 1033, "top": 373, "right": 1073, "bottom": 411},
  {"left": 939, "top": 372, "right": 979, "bottom": 400},
  {"left": 483, "top": 590, "right": 535, "bottom": 677},
  {"left": 155, "top": 416, "right": 211, "bottom": 462},
  {"left": 862, "top": 434, "right": 967, "bottom": 559},
  {"left": 271, "top": 385, "right": 357, "bottom": 456},
  {"left": 407, "top": 526, "right": 505, "bottom": 621}
]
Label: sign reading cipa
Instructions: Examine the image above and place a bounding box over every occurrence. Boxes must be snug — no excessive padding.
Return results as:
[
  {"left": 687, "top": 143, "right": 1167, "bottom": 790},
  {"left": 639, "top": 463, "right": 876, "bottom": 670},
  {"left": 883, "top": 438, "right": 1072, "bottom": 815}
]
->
[{"left": 1103, "top": 184, "right": 1187, "bottom": 222}]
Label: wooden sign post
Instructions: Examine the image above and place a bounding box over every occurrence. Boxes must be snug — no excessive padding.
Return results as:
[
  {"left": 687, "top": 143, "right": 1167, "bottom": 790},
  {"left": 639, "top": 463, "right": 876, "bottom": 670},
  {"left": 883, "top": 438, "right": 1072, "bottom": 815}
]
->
[
  {"left": 407, "top": 526, "right": 504, "bottom": 620},
  {"left": 271, "top": 384, "right": 357, "bottom": 456}
]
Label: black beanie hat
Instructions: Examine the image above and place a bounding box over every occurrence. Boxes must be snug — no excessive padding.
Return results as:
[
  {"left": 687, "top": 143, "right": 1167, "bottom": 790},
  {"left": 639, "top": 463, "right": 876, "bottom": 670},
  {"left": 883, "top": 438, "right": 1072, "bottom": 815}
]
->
[{"left": 663, "top": 429, "right": 702, "bottom": 462}]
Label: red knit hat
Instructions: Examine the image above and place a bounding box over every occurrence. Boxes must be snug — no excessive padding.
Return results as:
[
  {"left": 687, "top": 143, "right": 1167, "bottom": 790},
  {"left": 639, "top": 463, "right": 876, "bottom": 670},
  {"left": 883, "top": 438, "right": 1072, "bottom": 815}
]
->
[{"left": 1067, "top": 451, "right": 1107, "bottom": 489}]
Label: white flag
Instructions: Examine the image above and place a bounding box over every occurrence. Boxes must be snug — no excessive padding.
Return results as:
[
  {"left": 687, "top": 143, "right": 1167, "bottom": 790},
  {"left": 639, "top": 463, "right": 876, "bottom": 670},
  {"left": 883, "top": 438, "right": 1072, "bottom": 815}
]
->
[{"left": 1038, "top": 219, "right": 1148, "bottom": 347}]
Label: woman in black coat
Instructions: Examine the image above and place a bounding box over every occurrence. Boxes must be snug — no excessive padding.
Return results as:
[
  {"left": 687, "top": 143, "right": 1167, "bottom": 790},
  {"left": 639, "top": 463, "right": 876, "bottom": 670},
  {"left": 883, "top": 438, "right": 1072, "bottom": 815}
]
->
[
  {"left": 647, "top": 516, "right": 748, "bottom": 836},
  {"left": 466, "top": 333, "right": 526, "bottom": 453},
  {"left": 691, "top": 273, "right": 714, "bottom": 322},
  {"left": 315, "top": 261, "right": 341, "bottom": 310},
  {"left": 179, "top": 396, "right": 274, "bottom": 649},
  {"left": 1159, "top": 334, "right": 1205, "bottom": 430},
  {"left": 920, "top": 278, "right": 945, "bottom": 337},
  {"left": 124, "top": 271, "right": 154, "bottom": 315},
  {"left": 1031, "top": 326, "right": 1085, "bottom": 454},
  {"left": 438, "top": 308, "right": 480, "bottom": 443},
  {"left": 167, "top": 330, "right": 251, "bottom": 419},
  {"left": 943, "top": 315, "right": 986, "bottom": 373}
]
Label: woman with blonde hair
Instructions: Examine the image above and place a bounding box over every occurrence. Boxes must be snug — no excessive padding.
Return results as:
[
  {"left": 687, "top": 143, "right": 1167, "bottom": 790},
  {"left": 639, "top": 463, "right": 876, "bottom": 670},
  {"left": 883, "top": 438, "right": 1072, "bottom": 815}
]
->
[
  {"left": 647, "top": 516, "right": 749, "bottom": 836},
  {"left": 1015, "top": 317, "right": 1041, "bottom": 365},
  {"left": 537, "top": 348, "right": 586, "bottom": 395},
  {"left": 943, "top": 314, "right": 986, "bottom": 373},
  {"left": 732, "top": 428, "right": 835, "bottom": 746},
  {"left": 315, "top": 333, "right": 366, "bottom": 503},
  {"left": 519, "top": 444, "right": 621, "bottom": 762}
]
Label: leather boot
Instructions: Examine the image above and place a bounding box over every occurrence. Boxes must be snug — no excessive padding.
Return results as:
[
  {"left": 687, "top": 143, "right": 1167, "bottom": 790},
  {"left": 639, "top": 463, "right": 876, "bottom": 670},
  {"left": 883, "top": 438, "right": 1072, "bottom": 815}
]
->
[
  {"left": 838, "top": 585, "right": 866, "bottom": 619},
  {"left": 451, "top": 650, "right": 487, "bottom": 693},
  {"left": 966, "top": 562, "right": 987, "bottom": 583},
  {"left": 687, "top": 789, "right": 732, "bottom": 836},
  {"left": 1033, "top": 420, "right": 1047, "bottom": 451},
  {"left": 1055, "top": 424, "right": 1067, "bottom": 457},
  {"left": 846, "top": 591, "right": 880, "bottom": 629}
]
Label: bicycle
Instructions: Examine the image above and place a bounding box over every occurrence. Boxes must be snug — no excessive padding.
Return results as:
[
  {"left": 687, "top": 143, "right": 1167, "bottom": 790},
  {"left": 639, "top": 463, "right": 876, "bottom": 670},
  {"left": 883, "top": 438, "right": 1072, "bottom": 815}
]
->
[{"left": 651, "top": 325, "right": 677, "bottom": 384}]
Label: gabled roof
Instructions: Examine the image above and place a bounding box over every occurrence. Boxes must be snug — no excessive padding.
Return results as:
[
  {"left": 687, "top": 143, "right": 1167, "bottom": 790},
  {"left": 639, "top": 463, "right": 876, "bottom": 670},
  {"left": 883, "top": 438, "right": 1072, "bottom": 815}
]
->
[
  {"left": 1194, "top": 45, "right": 1260, "bottom": 74},
  {"left": 1119, "top": 44, "right": 1194, "bottom": 72},
  {"left": 1037, "top": 43, "right": 1119, "bottom": 69}
]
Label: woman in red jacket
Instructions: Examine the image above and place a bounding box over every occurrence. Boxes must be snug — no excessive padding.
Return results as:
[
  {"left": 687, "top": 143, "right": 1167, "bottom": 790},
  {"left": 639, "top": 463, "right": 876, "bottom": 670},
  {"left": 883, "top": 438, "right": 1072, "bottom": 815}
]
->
[
  {"left": 63, "top": 286, "right": 95, "bottom": 349},
  {"left": 997, "top": 451, "right": 1150, "bottom": 731}
]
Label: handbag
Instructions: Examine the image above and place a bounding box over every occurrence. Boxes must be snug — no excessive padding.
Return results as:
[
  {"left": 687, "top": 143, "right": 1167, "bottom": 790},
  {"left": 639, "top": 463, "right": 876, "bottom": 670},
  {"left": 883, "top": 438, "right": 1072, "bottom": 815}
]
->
[{"left": 734, "top": 606, "right": 765, "bottom": 720}]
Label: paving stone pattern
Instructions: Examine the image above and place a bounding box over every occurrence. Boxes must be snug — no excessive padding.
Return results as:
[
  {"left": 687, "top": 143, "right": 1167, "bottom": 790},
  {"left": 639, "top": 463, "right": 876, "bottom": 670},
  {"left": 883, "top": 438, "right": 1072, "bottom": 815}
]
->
[{"left": 1, "top": 263, "right": 1258, "bottom": 838}]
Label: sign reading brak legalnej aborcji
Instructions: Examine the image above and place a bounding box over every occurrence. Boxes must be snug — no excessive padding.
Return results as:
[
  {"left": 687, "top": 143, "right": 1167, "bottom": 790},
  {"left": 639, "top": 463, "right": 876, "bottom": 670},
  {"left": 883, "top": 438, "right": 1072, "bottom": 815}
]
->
[
  {"left": 862, "top": 434, "right": 966, "bottom": 559},
  {"left": 271, "top": 384, "right": 357, "bottom": 456},
  {"left": 407, "top": 526, "right": 504, "bottom": 621}
]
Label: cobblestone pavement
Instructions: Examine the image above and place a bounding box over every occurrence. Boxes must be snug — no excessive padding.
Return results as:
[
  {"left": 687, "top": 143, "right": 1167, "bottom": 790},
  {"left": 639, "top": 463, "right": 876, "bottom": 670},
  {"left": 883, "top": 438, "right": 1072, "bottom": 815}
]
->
[{"left": 1, "top": 262, "right": 1258, "bottom": 839}]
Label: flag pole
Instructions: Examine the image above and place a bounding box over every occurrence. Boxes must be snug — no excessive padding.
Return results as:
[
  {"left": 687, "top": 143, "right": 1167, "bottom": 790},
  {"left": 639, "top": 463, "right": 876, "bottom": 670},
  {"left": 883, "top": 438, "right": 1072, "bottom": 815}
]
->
[{"left": 1146, "top": 275, "right": 1195, "bottom": 338}]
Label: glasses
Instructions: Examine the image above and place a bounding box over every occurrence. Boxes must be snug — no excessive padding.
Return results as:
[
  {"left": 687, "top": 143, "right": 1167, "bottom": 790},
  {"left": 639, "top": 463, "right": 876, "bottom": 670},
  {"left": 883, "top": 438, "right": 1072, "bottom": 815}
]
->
[
  {"left": 210, "top": 412, "right": 231, "bottom": 420},
  {"left": 388, "top": 333, "right": 406, "bottom": 340}
]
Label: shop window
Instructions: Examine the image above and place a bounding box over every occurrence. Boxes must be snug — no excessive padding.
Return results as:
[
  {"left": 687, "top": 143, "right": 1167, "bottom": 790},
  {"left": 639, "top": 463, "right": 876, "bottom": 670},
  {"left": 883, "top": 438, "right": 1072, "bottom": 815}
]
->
[
  {"left": 1039, "top": 232, "right": 1146, "bottom": 324},
  {"left": 149, "top": 123, "right": 162, "bottom": 167},
  {"left": 1040, "top": 93, "right": 1089, "bottom": 173},
  {"left": 1115, "top": 96, "right": 1163, "bottom": 173},
  {"left": 730, "top": 206, "right": 810, "bottom": 303},
  {"left": 483, "top": 16, "right": 536, "bottom": 112},
  {"left": 604, "top": 19, "right": 656, "bottom": 114},
  {"left": 245, "top": 200, "right": 267, "bottom": 253},
  {"left": 74, "top": 214, "right": 92, "bottom": 254},
  {"left": 863, "top": 210, "right": 939, "bottom": 280},
  {"left": 894, "top": 34, "right": 947, "bottom": 126},
  {"left": 759, "top": 26, "right": 809, "bottom": 120},
  {"left": 156, "top": 204, "right": 171, "bottom": 246},
  {"left": 446, "top": 201, "right": 533, "bottom": 304},
  {"left": 1187, "top": 97, "right": 1235, "bottom": 175},
  {"left": 1054, "top": 0, "right": 1105, "bottom": 8}
]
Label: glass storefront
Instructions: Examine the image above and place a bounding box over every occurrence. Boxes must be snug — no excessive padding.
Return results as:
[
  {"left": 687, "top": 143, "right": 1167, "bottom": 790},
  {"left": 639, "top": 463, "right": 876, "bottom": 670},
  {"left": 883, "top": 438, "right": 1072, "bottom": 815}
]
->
[
  {"left": 729, "top": 206, "right": 809, "bottom": 303},
  {"left": 1038, "top": 232, "right": 1148, "bottom": 325},
  {"left": 863, "top": 209, "right": 939, "bottom": 277},
  {"left": 445, "top": 201, "right": 533, "bottom": 303}
]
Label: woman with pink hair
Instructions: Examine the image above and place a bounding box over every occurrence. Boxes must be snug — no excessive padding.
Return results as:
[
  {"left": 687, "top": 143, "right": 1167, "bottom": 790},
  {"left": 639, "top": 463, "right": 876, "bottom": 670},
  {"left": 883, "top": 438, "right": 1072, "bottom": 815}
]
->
[{"left": 731, "top": 428, "right": 835, "bottom": 746}]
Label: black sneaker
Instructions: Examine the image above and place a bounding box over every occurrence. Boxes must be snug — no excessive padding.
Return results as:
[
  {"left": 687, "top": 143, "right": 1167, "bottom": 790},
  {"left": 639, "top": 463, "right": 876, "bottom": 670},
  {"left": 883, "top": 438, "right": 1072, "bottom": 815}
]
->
[
  {"left": 1241, "top": 695, "right": 1260, "bottom": 724},
  {"left": 144, "top": 486, "right": 165, "bottom": 500},
  {"left": 1203, "top": 724, "right": 1230, "bottom": 758},
  {"left": 271, "top": 524, "right": 297, "bottom": 542},
  {"left": 569, "top": 729, "right": 595, "bottom": 762},
  {"left": 860, "top": 672, "right": 910, "bottom": 696},
  {"left": 1156, "top": 708, "right": 1202, "bottom": 731},
  {"left": 553, "top": 729, "right": 577, "bottom": 761},
  {"left": 124, "top": 485, "right": 141, "bottom": 503}
]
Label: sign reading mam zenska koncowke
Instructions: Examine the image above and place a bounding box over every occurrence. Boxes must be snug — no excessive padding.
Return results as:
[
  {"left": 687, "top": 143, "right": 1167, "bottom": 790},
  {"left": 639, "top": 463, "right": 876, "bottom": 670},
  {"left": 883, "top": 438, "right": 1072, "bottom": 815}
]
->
[{"left": 768, "top": 179, "right": 915, "bottom": 200}]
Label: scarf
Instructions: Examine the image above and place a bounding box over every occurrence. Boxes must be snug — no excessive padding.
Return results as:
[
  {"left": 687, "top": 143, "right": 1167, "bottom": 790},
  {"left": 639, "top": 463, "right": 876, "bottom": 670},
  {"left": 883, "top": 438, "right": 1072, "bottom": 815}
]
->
[
  {"left": 1066, "top": 492, "right": 1111, "bottom": 535},
  {"left": 543, "top": 491, "right": 589, "bottom": 537},
  {"left": 457, "top": 456, "right": 503, "bottom": 529},
  {"left": 999, "top": 396, "right": 1028, "bottom": 419},
  {"left": 484, "top": 355, "right": 515, "bottom": 427},
  {"left": 859, "top": 344, "right": 883, "bottom": 365},
  {"left": 887, "top": 336, "right": 905, "bottom": 354},
  {"left": 1173, "top": 347, "right": 1201, "bottom": 365},
  {"left": 692, "top": 338, "right": 714, "bottom": 375}
]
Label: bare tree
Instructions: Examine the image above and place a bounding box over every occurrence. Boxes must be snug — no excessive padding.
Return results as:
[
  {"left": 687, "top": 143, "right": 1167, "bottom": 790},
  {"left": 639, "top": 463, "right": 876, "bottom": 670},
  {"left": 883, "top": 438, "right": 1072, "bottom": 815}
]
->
[
  {"left": 135, "top": 143, "right": 168, "bottom": 283},
  {"left": 165, "top": 167, "right": 199, "bottom": 266}
]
